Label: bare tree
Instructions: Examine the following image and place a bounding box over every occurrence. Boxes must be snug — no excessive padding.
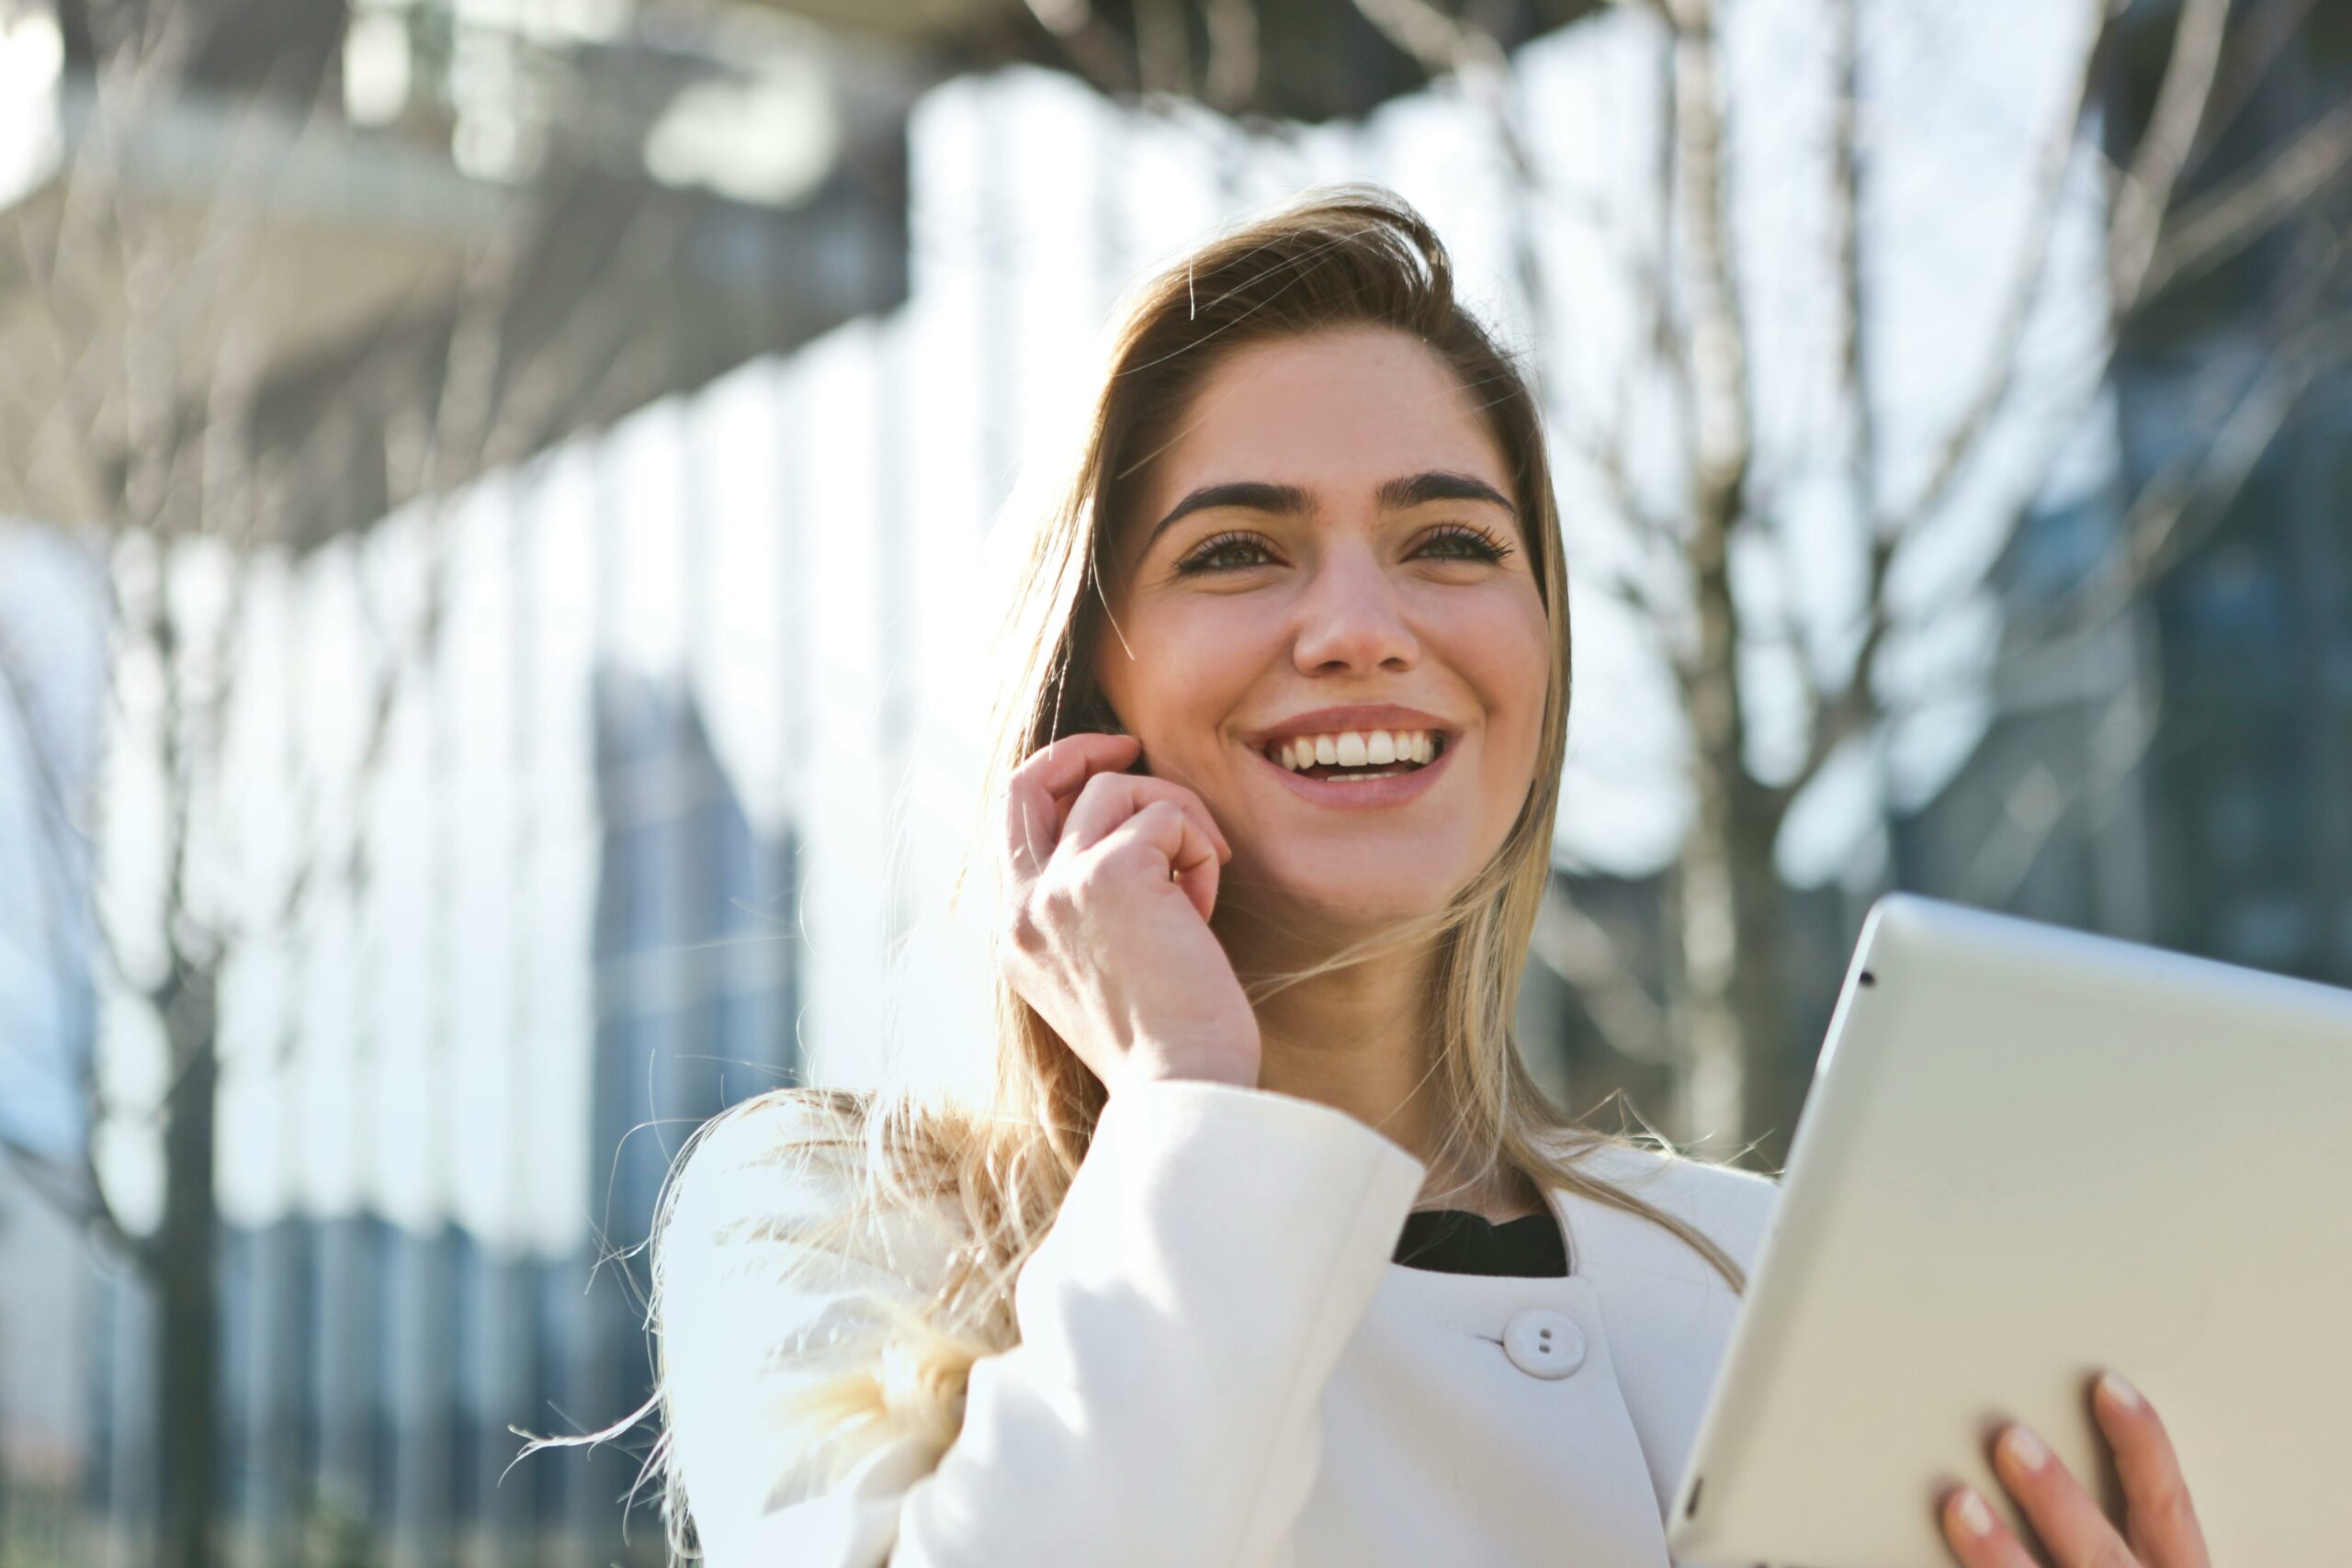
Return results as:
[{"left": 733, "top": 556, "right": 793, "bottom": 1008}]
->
[
  {"left": 1334, "top": 0, "right": 2352, "bottom": 1164},
  {"left": 0, "top": 4, "right": 696, "bottom": 1563}
]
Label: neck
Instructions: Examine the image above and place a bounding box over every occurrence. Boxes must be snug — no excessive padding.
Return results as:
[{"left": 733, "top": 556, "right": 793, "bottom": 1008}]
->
[
  {"left": 1248, "top": 957, "right": 1440, "bottom": 1156},
  {"left": 1218, "top": 908, "right": 1532, "bottom": 1221}
]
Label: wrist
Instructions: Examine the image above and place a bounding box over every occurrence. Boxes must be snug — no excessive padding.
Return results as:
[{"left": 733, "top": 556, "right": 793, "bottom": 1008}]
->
[{"left": 1117, "top": 1043, "right": 1261, "bottom": 1093}]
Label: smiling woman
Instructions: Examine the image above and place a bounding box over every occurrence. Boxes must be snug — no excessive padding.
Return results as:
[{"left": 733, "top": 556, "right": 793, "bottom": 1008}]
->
[{"left": 638, "top": 185, "right": 1784, "bottom": 1568}]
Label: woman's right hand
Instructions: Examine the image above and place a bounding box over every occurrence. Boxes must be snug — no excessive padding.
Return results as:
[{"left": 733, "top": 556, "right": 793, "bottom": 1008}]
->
[{"left": 997, "top": 730, "right": 1261, "bottom": 1095}]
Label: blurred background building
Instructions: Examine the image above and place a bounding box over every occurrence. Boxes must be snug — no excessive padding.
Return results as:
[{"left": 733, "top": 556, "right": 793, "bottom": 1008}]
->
[{"left": 0, "top": 0, "right": 2343, "bottom": 1563}]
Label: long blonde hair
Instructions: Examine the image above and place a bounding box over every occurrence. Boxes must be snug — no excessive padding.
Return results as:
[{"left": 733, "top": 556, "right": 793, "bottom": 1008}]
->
[{"left": 608, "top": 183, "right": 1754, "bottom": 1562}]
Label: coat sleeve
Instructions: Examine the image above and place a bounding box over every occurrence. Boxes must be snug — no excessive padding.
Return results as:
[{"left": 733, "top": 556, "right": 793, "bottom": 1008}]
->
[{"left": 658, "top": 1077, "right": 1430, "bottom": 1568}]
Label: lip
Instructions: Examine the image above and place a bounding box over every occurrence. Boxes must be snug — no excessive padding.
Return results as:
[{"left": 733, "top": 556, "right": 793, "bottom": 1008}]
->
[
  {"left": 1249, "top": 725, "right": 1459, "bottom": 810},
  {"left": 1245, "top": 704, "right": 1461, "bottom": 750}
]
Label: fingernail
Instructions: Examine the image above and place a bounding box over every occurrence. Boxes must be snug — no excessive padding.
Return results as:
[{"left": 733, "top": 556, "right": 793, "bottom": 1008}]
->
[
  {"left": 2003, "top": 1424, "right": 2049, "bottom": 1472},
  {"left": 1955, "top": 1487, "right": 1995, "bottom": 1538},
  {"left": 2099, "top": 1370, "right": 2143, "bottom": 1411}
]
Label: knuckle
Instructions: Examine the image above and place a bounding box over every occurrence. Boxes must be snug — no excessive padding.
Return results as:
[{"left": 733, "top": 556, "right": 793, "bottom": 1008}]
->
[
  {"left": 1095, "top": 834, "right": 1161, "bottom": 876},
  {"left": 1061, "top": 852, "right": 1122, "bottom": 902},
  {"left": 1001, "top": 833, "right": 1040, "bottom": 874},
  {"left": 1160, "top": 783, "right": 1212, "bottom": 822},
  {"left": 1038, "top": 868, "right": 1087, "bottom": 912},
  {"left": 2143, "top": 1480, "right": 2199, "bottom": 1533},
  {"left": 998, "top": 901, "right": 1046, "bottom": 955}
]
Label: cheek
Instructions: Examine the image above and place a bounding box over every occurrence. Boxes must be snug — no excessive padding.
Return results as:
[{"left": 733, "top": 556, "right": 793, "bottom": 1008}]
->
[
  {"left": 1116, "top": 602, "right": 1271, "bottom": 746},
  {"left": 1448, "top": 591, "right": 1553, "bottom": 733},
  {"left": 1463, "top": 598, "right": 1555, "bottom": 829}
]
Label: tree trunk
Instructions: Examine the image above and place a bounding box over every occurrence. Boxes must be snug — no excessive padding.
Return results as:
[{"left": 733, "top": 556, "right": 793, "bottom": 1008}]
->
[
  {"left": 1661, "top": 0, "right": 1801, "bottom": 1167},
  {"left": 1673, "top": 756, "right": 1800, "bottom": 1168},
  {"left": 1729, "top": 774, "right": 1800, "bottom": 1168},
  {"left": 154, "top": 960, "right": 220, "bottom": 1568}
]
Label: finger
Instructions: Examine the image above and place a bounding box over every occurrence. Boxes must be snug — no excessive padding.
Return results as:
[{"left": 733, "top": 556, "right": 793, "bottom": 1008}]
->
[
  {"left": 1023, "top": 730, "right": 1145, "bottom": 817},
  {"left": 1045, "top": 751, "right": 1163, "bottom": 841},
  {"left": 1060, "top": 771, "right": 1231, "bottom": 864},
  {"left": 1990, "top": 1421, "right": 2136, "bottom": 1568},
  {"left": 1096, "top": 799, "right": 1224, "bottom": 923},
  {"left": 1001, "top": 733, "right": 1141, "bottom": 882},
  {"left": 2094, "top": 1371, "right": 2211, "bottom": 1568},
  {"left": 1040, "top": 746, "right": 1233, "bottom": 864},
  {"left": 1049, "top": 746, "right": 1137, "bottom": 840},
  {"left": 1937, "top": 1483, "right": 2040, "bottom": 1568}
]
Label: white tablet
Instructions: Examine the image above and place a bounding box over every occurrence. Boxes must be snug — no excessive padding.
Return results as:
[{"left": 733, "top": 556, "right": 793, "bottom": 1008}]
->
[{"left": 1665, "top": 893, "right": 2352, "bottom": 1568}]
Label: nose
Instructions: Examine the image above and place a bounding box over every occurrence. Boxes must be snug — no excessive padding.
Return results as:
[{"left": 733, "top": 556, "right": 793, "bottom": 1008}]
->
[{"left": 1291, "top": 538, "right": 1418, "bottom": 676}]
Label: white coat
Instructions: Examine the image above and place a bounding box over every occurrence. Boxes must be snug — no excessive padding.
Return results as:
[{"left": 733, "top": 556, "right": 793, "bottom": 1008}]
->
[{"left": 660, "top": 1077, "right": 1782, "bottom": 1567}]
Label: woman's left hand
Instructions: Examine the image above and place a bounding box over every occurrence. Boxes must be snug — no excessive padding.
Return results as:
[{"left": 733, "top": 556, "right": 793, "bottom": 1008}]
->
[{"left": 1937, "top": 1371, "right": 2211, "bottom": 1568}]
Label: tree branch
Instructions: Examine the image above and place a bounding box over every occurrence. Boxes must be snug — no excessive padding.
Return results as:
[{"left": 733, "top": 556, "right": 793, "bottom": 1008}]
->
[
  {"left": 1889, "top": 0, "right": 2108, "bottom": 538},
  {"left": 1954, "top": 687, "right": 2165, "bottom": 909},
  {"left": 2096, "top": 319, "right": 2349, "bottom": 600},
  {"left": 0, "top": 1134, "right": 153, "bottom": 1271},
  {"left": 1775, "top": 574, "right": 1893, "bottom": 815},
  {"left": 2140, "top": 95, "right": 2352, "bottom": 302},
  {"left": 1784, "top": 0, "right": 2278, "bottom": 819},
  {"left": 2107, "top": 0, "right": 2233, "bottom": 310},
  {"left": 1530, "top": 883, "right": 1675, "bottom": 1066},
  {"left": 1662, "top": 0, "right": 1752, "bottom": 526},
  {"left": 251, "top": 196, "right": 697, "bottom": 1055},
  {"left": 1883, "top": 304, "right": 2352, "bottom": 722}
]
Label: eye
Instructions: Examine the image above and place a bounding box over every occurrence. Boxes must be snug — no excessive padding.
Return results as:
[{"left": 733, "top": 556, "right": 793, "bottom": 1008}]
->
[
  {"left": 1172, "top": 530, "right": 1277, "bottom": 575},
  {"left": 1419, "top": 523, "right": 1514, "bottom": 564}
]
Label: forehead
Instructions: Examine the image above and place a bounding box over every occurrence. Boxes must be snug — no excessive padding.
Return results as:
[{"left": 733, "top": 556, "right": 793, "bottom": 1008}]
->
[{"left": 1135, "top": 327, "right": 1512, "bottom": 525}]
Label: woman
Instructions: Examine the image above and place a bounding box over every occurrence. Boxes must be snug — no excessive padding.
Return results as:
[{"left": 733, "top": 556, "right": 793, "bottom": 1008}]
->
[{"left": 648, "top": 186, "right": 2211, "bottom": 1568}]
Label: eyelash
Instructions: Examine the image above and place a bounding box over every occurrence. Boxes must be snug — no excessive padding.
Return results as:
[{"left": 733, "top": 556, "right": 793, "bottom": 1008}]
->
[{"left": 1172, "top": 523, "right": 1516, "bottom": 576}]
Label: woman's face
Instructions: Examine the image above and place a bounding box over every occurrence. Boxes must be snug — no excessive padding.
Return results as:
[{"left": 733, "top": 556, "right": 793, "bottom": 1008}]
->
[{"left": 1094, "top": 325, "right": 1553, "bottom": 935}]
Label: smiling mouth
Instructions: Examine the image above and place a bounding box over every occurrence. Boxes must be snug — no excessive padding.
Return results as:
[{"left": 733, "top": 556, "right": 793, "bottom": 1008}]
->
[{"left": 1260, "top": 731, "right": 1451, "bottom": 782}]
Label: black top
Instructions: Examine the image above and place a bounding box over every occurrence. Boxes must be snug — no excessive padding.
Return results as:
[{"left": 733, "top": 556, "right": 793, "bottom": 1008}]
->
[{"left": 1392, "top": 1206, "right": 1569, "bottom": 1278}]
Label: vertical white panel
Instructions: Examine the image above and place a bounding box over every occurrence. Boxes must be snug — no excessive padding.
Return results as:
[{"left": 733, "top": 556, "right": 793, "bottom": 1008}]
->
[
  {"left": 786, "top": 321, "right": 891, "bottom": 1088},
  {"left": 520, "top": 439, "right": 603, "bottom": 1257},
  {"left": 685, "top": 357, "right": 793, "bottom": 839}
]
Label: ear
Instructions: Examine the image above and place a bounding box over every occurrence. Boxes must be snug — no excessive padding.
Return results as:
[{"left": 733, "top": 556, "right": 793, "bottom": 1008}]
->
[{"left": 1083, "top": 693, "right": 1125, "bottom": 737}]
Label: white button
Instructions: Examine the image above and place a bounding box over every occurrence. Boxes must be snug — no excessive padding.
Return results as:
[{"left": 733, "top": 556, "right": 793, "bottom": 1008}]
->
[{"left": 1502, "top": 1307, "right": 1587, "bottom": 1379}]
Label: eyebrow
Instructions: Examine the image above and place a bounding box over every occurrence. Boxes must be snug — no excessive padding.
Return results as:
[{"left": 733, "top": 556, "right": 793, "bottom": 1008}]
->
[{"left": 1140, "top": 470, "right": 1519, "bottom": 557}]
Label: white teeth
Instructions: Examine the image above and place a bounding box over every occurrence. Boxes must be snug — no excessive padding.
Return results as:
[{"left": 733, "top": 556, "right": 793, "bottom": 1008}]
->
[{"left": 1266, "top": 728, "right": 1443, "bottom": 773}]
